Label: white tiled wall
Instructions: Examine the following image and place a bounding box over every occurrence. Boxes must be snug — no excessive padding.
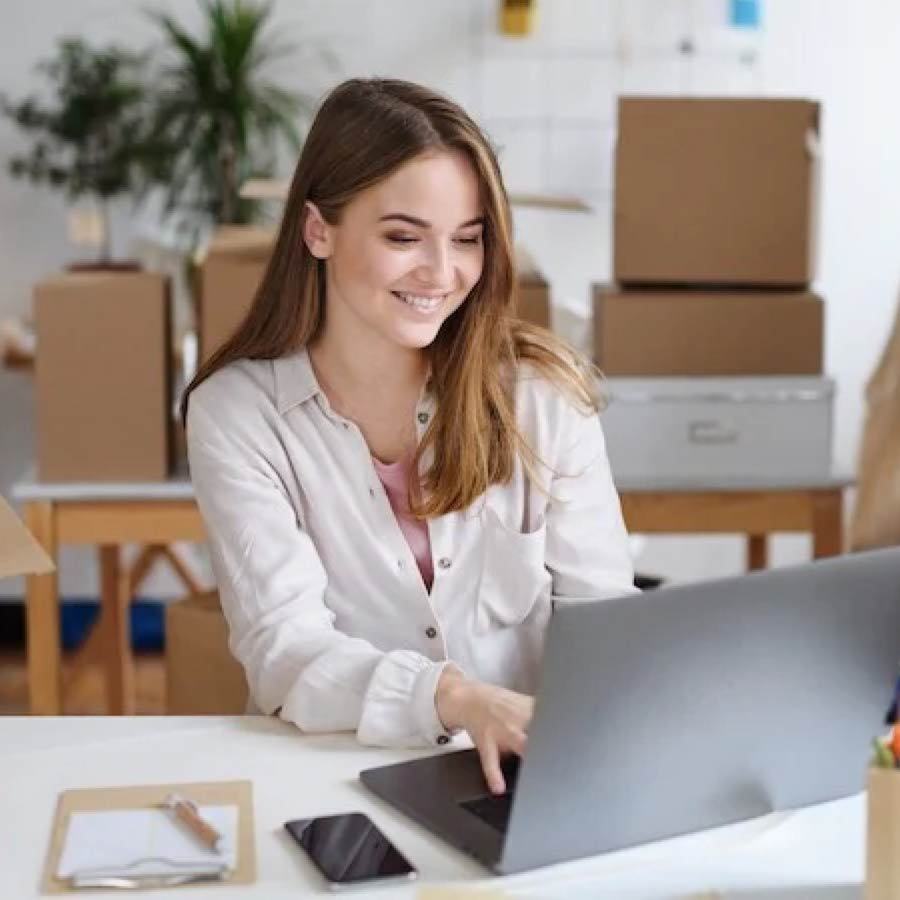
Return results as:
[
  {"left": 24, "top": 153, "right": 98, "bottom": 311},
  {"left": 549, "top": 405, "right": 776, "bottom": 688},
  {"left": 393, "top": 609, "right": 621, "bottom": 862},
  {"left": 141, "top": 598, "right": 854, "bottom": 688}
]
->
[
  {"left": 0, "top": 0, "right": 766, "bottom": 321},
  {"left": 277, "top": 0, "right": 765, "bottom": 213}
]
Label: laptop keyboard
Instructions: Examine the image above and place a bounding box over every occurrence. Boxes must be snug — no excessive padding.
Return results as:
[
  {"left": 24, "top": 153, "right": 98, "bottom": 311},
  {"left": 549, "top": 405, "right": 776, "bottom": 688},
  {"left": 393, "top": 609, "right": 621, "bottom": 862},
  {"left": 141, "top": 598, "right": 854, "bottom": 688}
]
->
[{"left": 459, "top": 755, "right": 521, "bottom": 834}]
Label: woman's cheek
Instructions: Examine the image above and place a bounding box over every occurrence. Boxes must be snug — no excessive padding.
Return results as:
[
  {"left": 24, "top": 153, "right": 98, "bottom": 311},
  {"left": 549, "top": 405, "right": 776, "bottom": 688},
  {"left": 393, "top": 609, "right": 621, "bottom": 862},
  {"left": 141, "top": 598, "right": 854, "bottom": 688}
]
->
[{"left": 465, "top": 253, "right": 485, "bottom": 292}]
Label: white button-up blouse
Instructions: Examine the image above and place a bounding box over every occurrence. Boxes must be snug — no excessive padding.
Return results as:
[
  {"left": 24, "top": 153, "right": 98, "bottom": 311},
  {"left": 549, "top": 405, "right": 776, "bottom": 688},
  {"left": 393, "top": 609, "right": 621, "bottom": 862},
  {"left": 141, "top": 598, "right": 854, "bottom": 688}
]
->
[{"left": 186, "top": 348, "right": 636, "bottom": 748}]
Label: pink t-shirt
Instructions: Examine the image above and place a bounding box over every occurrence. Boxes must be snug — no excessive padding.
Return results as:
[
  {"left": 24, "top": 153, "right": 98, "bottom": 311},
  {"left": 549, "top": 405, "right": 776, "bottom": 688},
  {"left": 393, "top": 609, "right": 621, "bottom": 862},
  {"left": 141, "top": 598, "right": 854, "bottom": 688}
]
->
[{"left": 371, "top": 454, "right": 434, "bottom": 592}]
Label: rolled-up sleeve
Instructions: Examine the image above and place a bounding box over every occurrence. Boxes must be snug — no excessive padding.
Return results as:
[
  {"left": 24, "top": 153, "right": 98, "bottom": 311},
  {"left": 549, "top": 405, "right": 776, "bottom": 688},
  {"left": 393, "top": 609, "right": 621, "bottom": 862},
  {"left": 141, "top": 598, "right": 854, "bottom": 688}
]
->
[
  {"left": 545, "top": 401, "right": 637, "bottom": 603},
  {"left": 186, "top": 393, "right": 451, "bottom": 747}
]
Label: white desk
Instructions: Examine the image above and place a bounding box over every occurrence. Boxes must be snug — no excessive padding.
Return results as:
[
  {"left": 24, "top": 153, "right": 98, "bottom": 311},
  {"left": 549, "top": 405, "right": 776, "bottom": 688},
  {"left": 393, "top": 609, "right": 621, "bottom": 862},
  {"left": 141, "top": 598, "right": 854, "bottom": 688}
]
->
[{"left": 0, "top": 716, "right": 864, "bottom": 899}]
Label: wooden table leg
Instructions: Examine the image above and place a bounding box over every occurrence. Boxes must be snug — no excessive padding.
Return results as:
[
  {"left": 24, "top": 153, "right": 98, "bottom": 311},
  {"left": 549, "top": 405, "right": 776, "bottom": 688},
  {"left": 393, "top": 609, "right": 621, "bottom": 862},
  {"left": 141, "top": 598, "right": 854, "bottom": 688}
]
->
[
  {"left": 161, "top": 545, "right": 205, "bottom": 594},
  {"left": 99, "top": 545, "right": 135, "bottom": 715},
  {"left": 812, "top": 489, "right": 844, "bottom": 559},
  {"left": 747, "top": 534, "right": 768, "bottom": 570},
  {"left": 127, "top": 545, "right": 165, "bottom": 595},
  {"left": 25, "top": 501, "right": 61, "bottom": 715},
  {"left": 68, "top": 546, "right": 162, "bottom": 708}
]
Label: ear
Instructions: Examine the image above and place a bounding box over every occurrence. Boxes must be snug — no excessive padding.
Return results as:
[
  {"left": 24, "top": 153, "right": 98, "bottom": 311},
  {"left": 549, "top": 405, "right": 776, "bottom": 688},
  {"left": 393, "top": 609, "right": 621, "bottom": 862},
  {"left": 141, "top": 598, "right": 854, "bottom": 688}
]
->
[{"left": 302, "top": 201, "right": 333, "bottom": 259}]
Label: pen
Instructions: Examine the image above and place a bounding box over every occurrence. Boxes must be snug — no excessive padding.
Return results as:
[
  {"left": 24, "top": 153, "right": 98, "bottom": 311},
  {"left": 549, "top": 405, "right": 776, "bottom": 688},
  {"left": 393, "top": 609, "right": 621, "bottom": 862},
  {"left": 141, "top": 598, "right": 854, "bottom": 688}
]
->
[{"left": 161, "top": 793, "right": 223, "bottom": 853}]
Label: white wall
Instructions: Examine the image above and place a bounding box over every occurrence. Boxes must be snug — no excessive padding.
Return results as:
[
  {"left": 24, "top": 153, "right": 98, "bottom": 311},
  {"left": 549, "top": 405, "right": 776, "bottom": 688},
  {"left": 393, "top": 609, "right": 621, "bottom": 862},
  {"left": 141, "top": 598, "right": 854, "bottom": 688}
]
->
[{"left": 1, "top": 0, "right": 899, "bottom": 597}]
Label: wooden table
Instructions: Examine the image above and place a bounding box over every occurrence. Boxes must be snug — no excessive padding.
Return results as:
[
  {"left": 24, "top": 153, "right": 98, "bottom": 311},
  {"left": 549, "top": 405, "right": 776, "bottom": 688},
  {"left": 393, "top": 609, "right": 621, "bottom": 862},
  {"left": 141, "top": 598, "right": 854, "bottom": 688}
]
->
[
  {"left": 14, "top": 472, "right": 851, "bottom": 716},
  {"left": 617, "top": 474, "right": 851, "bottom": 571},
  {"left": 13, "top": 470, "right": 207, "bottom": 717}
]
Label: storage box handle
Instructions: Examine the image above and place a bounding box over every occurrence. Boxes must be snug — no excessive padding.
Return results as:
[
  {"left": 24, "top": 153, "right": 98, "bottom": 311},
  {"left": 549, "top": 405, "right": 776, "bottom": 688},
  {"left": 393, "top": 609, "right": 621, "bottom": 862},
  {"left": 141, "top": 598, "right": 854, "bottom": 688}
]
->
[{"left": 688, "top": 420, "right": 739, "bottom": 445}]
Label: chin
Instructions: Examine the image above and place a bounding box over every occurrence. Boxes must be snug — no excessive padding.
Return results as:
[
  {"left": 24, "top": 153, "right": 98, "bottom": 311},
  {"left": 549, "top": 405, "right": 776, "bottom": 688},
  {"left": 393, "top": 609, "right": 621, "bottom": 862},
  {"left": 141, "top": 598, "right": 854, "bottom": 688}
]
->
[{"left": 390, "top": 321, "right": 445, "bottom": 350}]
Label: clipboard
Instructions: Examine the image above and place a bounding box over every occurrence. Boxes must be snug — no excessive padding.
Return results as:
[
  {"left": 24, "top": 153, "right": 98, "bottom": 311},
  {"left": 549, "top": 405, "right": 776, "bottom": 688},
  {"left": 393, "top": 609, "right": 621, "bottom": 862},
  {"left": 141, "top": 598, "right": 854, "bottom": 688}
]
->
[{"left": 41, "top": 781, "right": 256, "bottom": 893}]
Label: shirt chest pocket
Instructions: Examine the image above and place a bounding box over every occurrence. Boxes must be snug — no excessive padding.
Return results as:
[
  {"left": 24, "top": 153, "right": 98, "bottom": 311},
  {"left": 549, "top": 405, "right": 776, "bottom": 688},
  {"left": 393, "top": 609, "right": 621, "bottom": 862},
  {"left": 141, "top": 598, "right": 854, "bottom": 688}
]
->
[{"left": 476, "top": 507, "right": 551, "bottom": 633}]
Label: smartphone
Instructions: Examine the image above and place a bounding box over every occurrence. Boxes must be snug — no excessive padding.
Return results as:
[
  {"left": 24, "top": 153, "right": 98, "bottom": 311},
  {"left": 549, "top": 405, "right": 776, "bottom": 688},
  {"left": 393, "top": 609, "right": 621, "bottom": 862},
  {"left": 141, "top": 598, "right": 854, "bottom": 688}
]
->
[{"left": 284, "top": 812, "right": 418, "bottom": 890}]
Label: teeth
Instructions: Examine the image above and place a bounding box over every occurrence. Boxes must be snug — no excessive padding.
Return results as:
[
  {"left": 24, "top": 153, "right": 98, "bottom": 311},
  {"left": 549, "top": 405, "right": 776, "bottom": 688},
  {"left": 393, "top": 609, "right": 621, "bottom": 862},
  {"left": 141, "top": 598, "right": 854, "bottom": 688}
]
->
[{"left": 395, "top": 292, "right": 445, "bottom": 311}]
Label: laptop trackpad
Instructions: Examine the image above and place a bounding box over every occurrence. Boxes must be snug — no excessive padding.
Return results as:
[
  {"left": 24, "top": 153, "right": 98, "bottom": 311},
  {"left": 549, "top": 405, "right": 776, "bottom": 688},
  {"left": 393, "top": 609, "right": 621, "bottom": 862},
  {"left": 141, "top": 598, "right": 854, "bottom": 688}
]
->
[{"left": 458, "top": 755, "right": 521, "bottom": 833}]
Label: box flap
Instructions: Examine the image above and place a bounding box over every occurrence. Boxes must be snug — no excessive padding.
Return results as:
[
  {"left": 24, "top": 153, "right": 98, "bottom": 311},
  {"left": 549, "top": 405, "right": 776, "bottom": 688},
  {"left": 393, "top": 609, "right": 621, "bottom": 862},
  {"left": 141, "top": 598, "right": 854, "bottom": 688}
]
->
[
  {"left": 205, "top": 225, "right": 276, "bottom": 260},
  {"left": 0, "top": 494, "right": 55, "bottom": 578},
  {"left": 35, "top": 271, "right": 164, "bottom": 292}
]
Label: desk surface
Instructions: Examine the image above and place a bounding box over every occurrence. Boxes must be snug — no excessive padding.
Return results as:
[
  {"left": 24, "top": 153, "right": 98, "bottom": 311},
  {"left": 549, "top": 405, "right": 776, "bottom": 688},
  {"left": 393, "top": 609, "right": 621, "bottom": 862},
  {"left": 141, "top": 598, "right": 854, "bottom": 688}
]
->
[
  {"left": 0, "top": 716, "right": 863, "bottom": 899},
  {"left": 11, "top": 470, "right": 854, "bottom": 503}
]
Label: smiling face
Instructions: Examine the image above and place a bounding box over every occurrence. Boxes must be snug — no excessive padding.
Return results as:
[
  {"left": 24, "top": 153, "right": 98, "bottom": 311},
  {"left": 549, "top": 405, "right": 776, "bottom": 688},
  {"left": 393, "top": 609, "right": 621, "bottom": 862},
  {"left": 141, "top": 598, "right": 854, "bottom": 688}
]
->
[{"left": 303, "top": 149, "right": 485, "bottom": 353}]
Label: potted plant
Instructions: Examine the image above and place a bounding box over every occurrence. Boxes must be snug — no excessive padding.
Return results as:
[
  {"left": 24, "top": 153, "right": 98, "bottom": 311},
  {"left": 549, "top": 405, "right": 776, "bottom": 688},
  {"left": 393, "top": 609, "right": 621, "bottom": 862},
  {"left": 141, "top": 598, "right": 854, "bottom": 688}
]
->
[
  {"left": 2, "top": 38, "right": 163, "bottom": 266},
  {"left": 146, "top": 0, "right": 314, "bottom": 233}
]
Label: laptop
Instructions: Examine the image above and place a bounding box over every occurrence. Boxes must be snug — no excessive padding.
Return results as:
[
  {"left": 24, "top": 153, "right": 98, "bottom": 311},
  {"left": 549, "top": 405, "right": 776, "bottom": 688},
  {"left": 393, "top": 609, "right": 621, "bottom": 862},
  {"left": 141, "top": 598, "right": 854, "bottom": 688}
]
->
[{"left": 361, "top": 547, "right": 900, "bottom": 874}]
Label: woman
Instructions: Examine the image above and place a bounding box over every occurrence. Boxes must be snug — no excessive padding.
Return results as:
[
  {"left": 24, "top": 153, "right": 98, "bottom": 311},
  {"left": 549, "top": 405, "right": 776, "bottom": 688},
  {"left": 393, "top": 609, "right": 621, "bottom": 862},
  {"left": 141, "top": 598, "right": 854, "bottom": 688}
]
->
[{"left": 183, "top": 78, "right": 635, "bottom": 794}]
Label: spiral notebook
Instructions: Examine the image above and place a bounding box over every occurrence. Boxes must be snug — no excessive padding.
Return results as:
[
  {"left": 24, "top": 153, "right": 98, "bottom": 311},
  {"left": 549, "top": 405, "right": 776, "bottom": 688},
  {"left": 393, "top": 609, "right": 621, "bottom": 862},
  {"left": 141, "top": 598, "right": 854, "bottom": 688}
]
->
[{"left": 42, "top": 781, "right": 255, "bottom": 893}]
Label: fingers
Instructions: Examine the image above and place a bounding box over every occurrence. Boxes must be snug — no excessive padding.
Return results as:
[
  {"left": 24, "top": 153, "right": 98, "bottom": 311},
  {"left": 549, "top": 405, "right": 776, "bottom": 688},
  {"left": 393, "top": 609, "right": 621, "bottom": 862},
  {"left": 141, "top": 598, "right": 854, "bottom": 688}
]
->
[
  {"left": 477, "top": 738, "right": 506, "bottom": 795},
  {"left": 506, "top": 727, "right": 527, "bottom": 759},
  {"left": 477, "top": 729, "right": 528, "bottom": 795},
  {"left": 465, "top": 683, "right": 534, "bottom": 795}
]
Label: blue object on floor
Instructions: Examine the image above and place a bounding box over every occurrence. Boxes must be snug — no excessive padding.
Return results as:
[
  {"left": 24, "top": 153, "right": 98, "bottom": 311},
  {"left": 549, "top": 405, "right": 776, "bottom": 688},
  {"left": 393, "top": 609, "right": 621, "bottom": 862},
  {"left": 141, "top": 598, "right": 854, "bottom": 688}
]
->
[
  {"left": 730, "top": 0, "right": 761, "bottom": 29},
  {"left": 60, "top": 599, "right": 165, "bottom": 652}
]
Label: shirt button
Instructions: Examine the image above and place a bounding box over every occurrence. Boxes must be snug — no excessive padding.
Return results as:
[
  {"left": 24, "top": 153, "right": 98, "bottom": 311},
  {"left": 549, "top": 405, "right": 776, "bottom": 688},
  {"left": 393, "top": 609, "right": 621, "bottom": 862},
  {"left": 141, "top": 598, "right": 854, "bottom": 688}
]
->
[
  {"left": 436, "top": 734, "right": 450, "bottom": 745},
  {"left": 437, "top": 557, "right": 452, "bottom": 570},
  {"left": 425, "top": 626, "right": 438, "bottom": 639},
  {"left": 417, "top": 411, "right": 429, "bottom": 425},
  {"left": 397, "top": 559, "right": 405, "bottom": 570},
  {"left": 342, "top": 421, "right": 350, "bottom": 429},
  {"left": 369, "top": 487, "right": 376, "bottom": 498}
]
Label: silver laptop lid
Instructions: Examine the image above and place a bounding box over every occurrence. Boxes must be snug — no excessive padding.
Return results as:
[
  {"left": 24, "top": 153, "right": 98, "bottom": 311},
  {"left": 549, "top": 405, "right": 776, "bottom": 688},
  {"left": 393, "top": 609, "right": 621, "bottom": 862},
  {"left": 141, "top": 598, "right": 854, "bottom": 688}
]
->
[{"left": 500, "top": 548, "right": 900, "bottom": 873}]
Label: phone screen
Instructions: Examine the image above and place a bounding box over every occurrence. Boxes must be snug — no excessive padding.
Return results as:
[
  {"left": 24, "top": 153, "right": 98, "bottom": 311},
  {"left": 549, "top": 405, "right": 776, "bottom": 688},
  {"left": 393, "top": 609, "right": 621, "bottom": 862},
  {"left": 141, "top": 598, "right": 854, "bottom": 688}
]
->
[{"left": 284, "top": 812, "right": 417, "bottom": 886}]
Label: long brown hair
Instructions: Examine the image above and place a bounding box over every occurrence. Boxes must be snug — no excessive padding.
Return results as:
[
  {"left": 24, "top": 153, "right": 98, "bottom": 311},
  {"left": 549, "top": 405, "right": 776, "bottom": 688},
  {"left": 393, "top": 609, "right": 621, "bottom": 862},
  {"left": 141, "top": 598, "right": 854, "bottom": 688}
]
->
[{"left": 182, "top": 78, "right": 600, "bottom": 517}]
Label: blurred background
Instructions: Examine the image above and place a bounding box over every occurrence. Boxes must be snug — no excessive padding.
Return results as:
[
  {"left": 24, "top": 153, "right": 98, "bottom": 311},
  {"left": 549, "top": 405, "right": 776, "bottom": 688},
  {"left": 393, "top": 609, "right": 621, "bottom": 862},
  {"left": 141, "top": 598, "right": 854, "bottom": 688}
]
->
[{"left": 2, "top": 0, "right": 900, "bottom": 714}]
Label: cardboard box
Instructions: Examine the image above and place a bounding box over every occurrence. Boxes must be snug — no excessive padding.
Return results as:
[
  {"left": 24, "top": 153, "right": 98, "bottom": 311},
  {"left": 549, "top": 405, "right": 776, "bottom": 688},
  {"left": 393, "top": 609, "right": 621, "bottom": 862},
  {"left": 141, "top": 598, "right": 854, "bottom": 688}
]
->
[
  {"left": 614, "top": 98, "right": 820, "bottom": 287},
  {"left": 199, "top": 226, "right": 274, "bottom": 365},
  {"left": 34, "top": 271, "right": 174, "bottom": 482},
  {"left": 165, "top": 590, "right": 248, "bottom": 714},
  {"left": 0, "top": 493, "right": 54, "bottom": 580},
  {"left": 516, "top": 275, "right": 551, "bottom": 329},
  {"left": 514, "top": 244, "right": 551, "bottom": 328},
  {"left": 593, "top": 286, "right": 824, "bottom": 376}
]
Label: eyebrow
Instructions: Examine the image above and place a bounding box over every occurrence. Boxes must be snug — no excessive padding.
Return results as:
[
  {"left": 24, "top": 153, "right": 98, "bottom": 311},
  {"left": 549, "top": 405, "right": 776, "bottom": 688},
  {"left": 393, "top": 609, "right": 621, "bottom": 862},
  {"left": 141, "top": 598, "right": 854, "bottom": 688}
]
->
[{"left": 378, "top": 213, "right": 485, "bottom": 229}]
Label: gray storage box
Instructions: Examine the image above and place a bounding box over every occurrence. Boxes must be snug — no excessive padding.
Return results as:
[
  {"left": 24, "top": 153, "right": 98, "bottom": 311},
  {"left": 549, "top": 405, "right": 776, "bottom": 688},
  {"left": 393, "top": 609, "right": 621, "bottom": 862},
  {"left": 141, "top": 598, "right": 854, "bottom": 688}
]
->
[{"left": 600, "top": 376, "right": 834, "bottom": 483}]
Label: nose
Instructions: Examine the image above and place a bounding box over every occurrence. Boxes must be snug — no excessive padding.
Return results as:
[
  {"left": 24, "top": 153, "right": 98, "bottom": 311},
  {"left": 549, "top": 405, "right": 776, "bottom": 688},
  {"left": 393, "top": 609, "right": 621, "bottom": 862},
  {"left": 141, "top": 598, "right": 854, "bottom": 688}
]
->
[{"left": 415, "top": 239, "right": 454, "bottom": 291}]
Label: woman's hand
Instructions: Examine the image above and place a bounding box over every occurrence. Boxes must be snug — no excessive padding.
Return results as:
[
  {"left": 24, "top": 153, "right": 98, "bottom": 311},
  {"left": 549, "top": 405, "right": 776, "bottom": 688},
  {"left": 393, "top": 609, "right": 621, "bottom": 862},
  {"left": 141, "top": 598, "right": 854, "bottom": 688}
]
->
[{"left": 435, "top": 666, "right": 534, "bottom": 794}]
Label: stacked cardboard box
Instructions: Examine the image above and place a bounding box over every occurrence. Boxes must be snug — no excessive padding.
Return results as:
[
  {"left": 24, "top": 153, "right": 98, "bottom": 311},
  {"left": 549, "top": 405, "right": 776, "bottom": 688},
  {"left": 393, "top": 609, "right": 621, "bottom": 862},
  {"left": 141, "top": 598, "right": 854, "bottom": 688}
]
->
[
  {"left": 199, "top": 226, "right": 274, "bottom": 366},
  {"left": 613, "top": 98, "right": 820, "bottom": 289},
  {"left": 34, "top": 271, "right": 174, "bottom": 482},
  {"left": 597, "top": 97, "right": 832, "bottom": 481},
  {"left": 514, "top": 244, "right": 551, "bottom": 329}
]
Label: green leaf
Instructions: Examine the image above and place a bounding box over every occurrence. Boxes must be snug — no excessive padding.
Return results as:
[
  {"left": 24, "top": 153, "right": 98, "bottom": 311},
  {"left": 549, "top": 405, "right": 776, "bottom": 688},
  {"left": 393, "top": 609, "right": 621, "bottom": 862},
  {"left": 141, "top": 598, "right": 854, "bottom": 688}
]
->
[
  {"left": 143, "top": 0, "right": 308, "bottom": 227},
  {"left": 2, "top": 36, "right": 158, "bottom": 205}
]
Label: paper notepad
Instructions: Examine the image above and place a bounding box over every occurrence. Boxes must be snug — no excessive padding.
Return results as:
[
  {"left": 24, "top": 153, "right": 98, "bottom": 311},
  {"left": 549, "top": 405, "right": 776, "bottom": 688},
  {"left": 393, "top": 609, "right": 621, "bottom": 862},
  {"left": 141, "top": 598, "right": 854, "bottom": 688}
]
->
[
  {"left": 42, "top": 781, "right": 255, "bottom": 894},
  {"left": 57, "top": 805, "right": 238, "bottom": 883}
]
